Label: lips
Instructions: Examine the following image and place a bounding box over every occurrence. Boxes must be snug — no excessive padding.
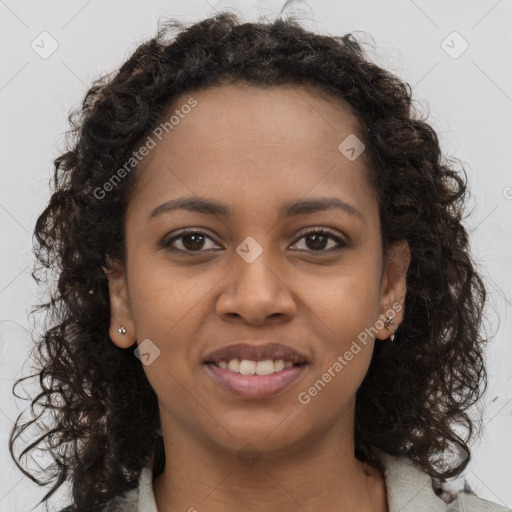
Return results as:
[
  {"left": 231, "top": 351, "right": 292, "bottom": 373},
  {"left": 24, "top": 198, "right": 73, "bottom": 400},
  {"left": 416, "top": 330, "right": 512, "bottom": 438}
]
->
[
  {"left": 203, "top": 342, "right": 309, "bottom": 365},
  {"left": 205, "top": 363, "right": 307, "bottom": 399}
]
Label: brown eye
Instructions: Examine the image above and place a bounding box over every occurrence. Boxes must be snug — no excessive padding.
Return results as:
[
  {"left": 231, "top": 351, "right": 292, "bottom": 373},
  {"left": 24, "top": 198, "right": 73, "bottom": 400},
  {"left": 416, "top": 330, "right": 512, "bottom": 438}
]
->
[
  {"left": 177, "top": 233, "right": 207, "bottom": 251},
  {"left": 160, "top": 227, "right": 348, "bottom": 256},
  {"left": 290, "top": 228, "right": 348, "bottom": 253},
  {"left": 161, "top": 229, "right": 221, "bottom": 254}
]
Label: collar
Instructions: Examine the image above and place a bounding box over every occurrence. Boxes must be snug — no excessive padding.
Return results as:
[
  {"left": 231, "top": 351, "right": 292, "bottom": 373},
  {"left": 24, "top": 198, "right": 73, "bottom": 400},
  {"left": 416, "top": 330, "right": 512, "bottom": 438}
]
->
[{"left": 378, "top": 451, "right": 448, "bottom": 512}]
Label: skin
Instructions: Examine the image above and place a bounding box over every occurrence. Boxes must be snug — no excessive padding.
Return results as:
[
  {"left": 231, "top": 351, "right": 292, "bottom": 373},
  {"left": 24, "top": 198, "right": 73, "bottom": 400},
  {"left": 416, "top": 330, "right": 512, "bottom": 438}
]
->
[{"left": 106, "top": 83, "right": 410, "bottom": 512}]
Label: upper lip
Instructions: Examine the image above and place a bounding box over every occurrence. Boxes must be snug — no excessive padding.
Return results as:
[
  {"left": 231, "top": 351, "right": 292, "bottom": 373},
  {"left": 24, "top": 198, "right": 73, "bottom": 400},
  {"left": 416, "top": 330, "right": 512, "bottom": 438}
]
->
[{"left": 203, "top": 342, "right": 309, "bottom": 364}]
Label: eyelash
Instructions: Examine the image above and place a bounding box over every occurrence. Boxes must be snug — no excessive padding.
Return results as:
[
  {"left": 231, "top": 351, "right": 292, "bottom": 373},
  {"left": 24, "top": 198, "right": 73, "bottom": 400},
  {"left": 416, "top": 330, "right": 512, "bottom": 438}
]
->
[{"left": 161, "top": 227, "right": 348, "bottom": 255}]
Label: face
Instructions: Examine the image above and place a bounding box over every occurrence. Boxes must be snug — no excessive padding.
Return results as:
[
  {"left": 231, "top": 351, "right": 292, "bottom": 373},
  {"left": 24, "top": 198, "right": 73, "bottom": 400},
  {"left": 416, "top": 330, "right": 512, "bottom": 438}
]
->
[{"left": 106, "top": 83, "right": 410, "bottom": 459}]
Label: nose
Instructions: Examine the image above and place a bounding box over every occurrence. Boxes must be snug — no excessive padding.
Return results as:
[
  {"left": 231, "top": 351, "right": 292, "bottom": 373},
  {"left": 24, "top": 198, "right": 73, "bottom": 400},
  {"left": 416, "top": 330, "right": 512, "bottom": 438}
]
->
[{"left": 215, "top": 253, "right": 297, "bottom": 326}]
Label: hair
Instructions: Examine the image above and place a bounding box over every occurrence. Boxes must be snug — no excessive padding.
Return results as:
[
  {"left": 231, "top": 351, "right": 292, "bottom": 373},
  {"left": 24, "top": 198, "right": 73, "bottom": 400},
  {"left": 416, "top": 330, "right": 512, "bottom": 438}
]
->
[{"left": 9, "top": 8, "right": 490, "bottom": 512}]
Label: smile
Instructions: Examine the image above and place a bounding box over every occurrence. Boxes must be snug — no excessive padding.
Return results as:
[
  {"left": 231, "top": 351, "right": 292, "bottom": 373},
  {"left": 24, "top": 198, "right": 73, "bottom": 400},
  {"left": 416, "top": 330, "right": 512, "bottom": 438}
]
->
[{"left": 204, "top": 360, "right": 308, "bottom": 399}]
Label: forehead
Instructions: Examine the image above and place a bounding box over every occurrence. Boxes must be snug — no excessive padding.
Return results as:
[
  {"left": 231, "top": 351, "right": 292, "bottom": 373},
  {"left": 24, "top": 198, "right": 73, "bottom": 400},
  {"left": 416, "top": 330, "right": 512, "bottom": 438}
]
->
[
  {"left": 129, "top": 83, "right": 375, "bottom": 221},
  {"left": 156, "top": 83, "right": 363, "bottom": 153}
]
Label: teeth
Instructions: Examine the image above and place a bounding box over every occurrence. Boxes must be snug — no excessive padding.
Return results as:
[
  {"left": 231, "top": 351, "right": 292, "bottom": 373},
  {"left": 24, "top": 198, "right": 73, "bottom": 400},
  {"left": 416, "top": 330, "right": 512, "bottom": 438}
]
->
[{"left": 216, "top": 359, "right": 295, "bottom": 375}]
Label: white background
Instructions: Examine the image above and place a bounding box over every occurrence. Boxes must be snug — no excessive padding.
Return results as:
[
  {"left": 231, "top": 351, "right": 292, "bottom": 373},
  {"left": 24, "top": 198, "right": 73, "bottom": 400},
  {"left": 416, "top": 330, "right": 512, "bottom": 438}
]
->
[{"left": 0, "top": 0, "right": 511, "bottom": 510}]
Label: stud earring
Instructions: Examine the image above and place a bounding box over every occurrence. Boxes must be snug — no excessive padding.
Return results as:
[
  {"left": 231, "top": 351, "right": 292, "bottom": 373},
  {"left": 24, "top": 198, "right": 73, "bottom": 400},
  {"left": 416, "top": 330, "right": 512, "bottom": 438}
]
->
[
  {"left": 118, "top": 325, "right": 126, "bottom": 335},
  {"left": 384, "top": 315, "right": 396, "bottom": 342}
]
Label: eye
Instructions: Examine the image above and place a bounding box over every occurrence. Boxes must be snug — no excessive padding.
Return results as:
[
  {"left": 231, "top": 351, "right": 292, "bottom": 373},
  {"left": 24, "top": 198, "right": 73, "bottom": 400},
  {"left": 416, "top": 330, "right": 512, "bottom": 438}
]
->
[
  {"left": 161, "top": 227, "right": 348, "bottom": 255},
  {"left": 161, "top": 229, "right": 221, "bottom": 254},
  {"left": 289, "top": 228, "right": 348, "bottom": 253}
]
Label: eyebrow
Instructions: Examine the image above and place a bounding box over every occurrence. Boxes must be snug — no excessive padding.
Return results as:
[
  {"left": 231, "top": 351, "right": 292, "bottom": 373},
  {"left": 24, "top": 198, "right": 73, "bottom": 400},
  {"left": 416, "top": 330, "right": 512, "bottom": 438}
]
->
[{"left": 147, "top": 196, "right": 364, "bottom": 223}]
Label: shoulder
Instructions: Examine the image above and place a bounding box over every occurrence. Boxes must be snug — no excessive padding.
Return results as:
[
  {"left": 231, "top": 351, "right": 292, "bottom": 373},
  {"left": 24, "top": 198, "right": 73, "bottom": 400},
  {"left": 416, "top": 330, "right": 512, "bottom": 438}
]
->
[
  {"left": 378, "top": 450, "right": 511, "bottom": 512},
  {"left": 58, "top": 486, "right": 139, "bottom": 512},
  {"left": 58, "top": 466, "right": 154, "bottom": 512},
  {"left": 445, "top": 491, "right": 512, "bottom": 511}
]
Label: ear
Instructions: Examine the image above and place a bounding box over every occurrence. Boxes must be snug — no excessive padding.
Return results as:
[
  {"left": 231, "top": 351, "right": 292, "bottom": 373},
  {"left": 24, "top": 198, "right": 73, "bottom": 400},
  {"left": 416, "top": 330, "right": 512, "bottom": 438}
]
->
[
  {"left": 375, "top": 241, "right": 411, "bottom": 341},
  {"left": 104, "top": 256, "right": 136, "bottom": 348}
]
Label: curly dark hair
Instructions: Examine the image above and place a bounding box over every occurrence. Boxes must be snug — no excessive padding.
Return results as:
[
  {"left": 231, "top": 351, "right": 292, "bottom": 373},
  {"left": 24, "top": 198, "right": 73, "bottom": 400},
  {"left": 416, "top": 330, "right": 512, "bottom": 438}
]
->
[{"left": 9, "top": 9, "right": 490, "bottom": 512}]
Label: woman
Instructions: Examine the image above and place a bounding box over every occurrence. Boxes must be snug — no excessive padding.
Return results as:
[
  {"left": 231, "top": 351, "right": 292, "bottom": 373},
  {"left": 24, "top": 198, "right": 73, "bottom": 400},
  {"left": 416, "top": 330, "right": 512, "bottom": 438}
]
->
[{"left": 9, "top": 10, "right": 510, "bottom": 512}]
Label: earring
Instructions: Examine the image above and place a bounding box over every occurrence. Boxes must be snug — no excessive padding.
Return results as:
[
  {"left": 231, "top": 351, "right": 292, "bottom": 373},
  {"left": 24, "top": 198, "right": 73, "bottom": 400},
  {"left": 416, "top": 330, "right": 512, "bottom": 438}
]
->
[
  {"left": 384, "top": 315, "right": 395, "bottom": 342},
  {"left": 118, "top": 325, "right": 127, "bottom": 335}
]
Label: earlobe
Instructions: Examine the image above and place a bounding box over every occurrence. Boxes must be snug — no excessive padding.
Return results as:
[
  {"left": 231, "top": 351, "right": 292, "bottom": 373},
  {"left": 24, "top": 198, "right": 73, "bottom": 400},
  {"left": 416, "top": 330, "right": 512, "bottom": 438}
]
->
[
  {"left": 104, "top": 258, "right": 136, "bottom": 349},
  {"left": 375, "top": 241, "right": 411, "bottom": 341}
]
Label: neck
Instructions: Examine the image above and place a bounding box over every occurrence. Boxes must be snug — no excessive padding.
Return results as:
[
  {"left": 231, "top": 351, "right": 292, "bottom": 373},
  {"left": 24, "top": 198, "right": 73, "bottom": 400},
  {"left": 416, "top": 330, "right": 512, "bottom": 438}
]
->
[{"left": 152, "top": 412, "right": 388, "bottom": 512}]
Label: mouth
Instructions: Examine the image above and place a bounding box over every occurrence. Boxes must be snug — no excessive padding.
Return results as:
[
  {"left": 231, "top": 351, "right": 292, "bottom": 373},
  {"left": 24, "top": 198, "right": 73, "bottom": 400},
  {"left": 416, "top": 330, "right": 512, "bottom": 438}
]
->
[
  {"left": 202, "top": 342, "right": 309, "bottom": 398},
  {"left": 203, "top": 341, "right": 309, "bottom": 367},
  {"left": 204, "top": 359, "right": 307, "bottom": 373},
  {"left": 203, "top": 360, "right": 308, "bottom": 399}
]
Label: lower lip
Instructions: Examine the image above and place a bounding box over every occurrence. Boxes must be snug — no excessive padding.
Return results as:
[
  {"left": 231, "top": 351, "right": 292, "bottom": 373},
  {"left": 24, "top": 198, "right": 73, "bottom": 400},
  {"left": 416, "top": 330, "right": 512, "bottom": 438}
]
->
[{"left": 204, "top": 363, "right": 307, "bottom": 399}]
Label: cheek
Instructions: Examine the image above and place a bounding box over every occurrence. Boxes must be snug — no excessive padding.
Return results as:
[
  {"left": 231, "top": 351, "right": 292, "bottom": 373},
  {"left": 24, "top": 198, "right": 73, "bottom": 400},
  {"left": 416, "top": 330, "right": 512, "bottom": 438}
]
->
[
  {"left": 303, "top": 260, "right": 381, "bottom": 330},
  {"left": 127, "top": 252, "right": 212, "bottom": 335},
  {"left": 125, "top": 253, "right": 220, "bottom": 387},
  {"left": 298, "top": 276, "right": 378, "bottom": 415},
  {"left": 302, "top": 259, "right": 381, "bottom": 376}
]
